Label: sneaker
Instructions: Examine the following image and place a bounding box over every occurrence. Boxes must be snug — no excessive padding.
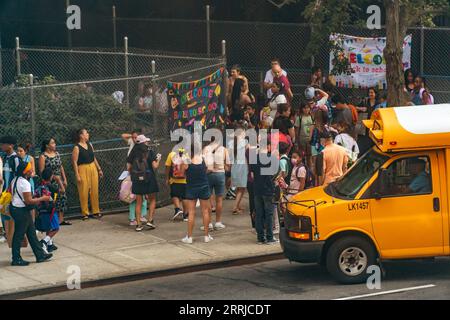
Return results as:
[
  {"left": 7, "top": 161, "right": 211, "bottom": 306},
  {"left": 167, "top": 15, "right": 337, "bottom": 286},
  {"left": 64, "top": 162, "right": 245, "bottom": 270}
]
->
[
  {"left": 11, "top": 259, "right": 30, "bottom": 266},
  {"left": 214, "top": 222, "right": 226, "bottom": 230},
  {"left": 172, "top": 208, "right": 183, "bottom": 220},
  {"left": 47, "top": 244, "right": 58, "bottom": 252},
  {"left": 135, "top": 225, "right": 144, "bottom": 232},
  {"left": 257, "top": 240, "right": 267, "bottom": 245},
  {"left": 0, "top": 236, "right": 6, "bottom": 243},
  {"left": 200, "top": 223, "right": 214, "bottom": 231},
  {"left": 146, "top": 221, "right": 156, "bottom": 229},
  {"left": 140, "top": 216, "right": 148, "bottom": 223},
  {"left": 36, "top": 253, "right": 53, "bottom": 263},
  {"left": 204, "top": 234, "right": 214, "bottom": 243},
  {"left": 273, "top": 228, "right": 280, "bottom": 235},
  {"left": 129, "top": 220, "right": 137, "bottom": 226},
  {"left": 181, "top": 236, "right": 193, "bottom": 244},
  {"left": 40, "top": 240, "right": 49, "bottom": 254},
  {"left": 266, "top": 238, "right": 280, "bottom": 245},
  {"left": 183, "top": 213, "right": 189, "bottom": 222}
]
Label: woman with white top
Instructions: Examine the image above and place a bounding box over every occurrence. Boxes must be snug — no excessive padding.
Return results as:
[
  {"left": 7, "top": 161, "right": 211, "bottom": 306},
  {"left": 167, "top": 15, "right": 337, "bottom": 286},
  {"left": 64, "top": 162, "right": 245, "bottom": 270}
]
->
[
  {"left": 203, "top": 129, "right": 230, "bottom": 230},
  {"left": 9, "top": 161, "right": 53, "bottom": 266}
]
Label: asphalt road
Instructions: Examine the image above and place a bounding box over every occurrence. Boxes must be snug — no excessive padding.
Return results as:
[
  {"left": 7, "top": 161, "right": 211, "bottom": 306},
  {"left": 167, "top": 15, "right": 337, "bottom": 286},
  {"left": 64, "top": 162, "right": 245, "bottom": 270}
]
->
[{"left": 27, "top": 258, "right": 450, "bottom": 300}]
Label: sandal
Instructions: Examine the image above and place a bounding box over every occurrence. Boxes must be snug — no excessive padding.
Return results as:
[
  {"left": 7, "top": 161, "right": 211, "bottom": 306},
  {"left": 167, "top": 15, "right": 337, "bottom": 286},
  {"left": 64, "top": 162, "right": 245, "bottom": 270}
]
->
[{"left": 232, "top": 209, "right": 241, "bottom": 215}]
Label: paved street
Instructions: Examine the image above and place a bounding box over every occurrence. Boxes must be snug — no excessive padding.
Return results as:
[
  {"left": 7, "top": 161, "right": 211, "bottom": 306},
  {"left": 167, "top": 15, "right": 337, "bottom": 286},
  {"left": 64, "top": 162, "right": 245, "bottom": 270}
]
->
[{"left": 28, "top": 257, "right": 450, "bottom": 300}]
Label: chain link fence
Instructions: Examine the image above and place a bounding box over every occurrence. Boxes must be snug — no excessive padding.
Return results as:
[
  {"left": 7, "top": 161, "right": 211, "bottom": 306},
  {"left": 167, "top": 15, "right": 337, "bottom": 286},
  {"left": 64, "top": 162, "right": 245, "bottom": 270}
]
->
[{"left": 0, "top": 48, "right": 226, "bottom": 217}]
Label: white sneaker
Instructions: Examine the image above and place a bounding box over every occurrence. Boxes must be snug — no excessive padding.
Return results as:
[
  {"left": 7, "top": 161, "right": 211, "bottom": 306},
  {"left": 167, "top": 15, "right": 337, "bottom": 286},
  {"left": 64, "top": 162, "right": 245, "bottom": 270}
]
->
[
  {"left": 140, "top": 217, "right": 148, "bottom": 223},
  {"left": 214, "top": 222, "right": 226, "bottom": 230},
  {"left": 181, "top": 236, "right": 193, "bottom": 244},
  {"left": 273, "top": 228, "right": 280, "bottom": 235},
  {"left": 0, "top": 236, "right": 6, "bottom": 243},
  {"left": 204, "top": 234, "right": 214, "bottom": 243},
  {"left": 200, "top": 223, "right": 214, "bottom": 231}
]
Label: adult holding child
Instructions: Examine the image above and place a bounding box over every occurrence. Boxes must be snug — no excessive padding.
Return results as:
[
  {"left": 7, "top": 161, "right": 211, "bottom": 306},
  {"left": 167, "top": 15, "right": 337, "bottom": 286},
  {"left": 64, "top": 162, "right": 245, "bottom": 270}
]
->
[{"left": 39, "top": 138, "right": 70, "bottom": 226}]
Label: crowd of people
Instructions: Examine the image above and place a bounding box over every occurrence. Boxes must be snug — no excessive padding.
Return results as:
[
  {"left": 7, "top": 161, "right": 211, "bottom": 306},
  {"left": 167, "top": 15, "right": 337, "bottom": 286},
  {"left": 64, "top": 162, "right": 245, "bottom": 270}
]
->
[{"left": 0, "top": 58, "right": 439, "bottom": 265}]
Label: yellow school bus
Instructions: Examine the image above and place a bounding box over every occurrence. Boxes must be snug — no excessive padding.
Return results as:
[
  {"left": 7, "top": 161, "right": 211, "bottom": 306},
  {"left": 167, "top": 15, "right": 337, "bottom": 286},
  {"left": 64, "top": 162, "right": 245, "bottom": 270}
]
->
[{"left": 280, "top": 104, "right": 450, "bottom": 284}]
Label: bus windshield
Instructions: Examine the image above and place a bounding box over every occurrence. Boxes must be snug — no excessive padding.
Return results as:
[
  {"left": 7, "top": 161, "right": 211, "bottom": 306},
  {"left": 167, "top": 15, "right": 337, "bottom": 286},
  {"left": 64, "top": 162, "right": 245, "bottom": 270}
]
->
[{"left": 325, "top": 148, "right": 389, "bottom": 200}]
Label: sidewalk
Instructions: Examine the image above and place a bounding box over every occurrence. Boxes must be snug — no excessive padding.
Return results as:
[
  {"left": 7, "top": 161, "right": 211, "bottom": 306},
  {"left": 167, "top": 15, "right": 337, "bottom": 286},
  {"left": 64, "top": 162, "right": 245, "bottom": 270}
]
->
[{"left": 0, "top": 196, "right": 282, "bottom": 296}]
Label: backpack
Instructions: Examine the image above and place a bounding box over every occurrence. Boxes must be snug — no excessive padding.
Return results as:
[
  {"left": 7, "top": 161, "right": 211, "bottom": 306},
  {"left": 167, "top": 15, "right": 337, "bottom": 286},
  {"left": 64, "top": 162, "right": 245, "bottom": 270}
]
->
[
  {"left": 131, "top": 154, "right": 150, "bottom": 183},
  {"left": 171, "top": 153, "right": 187, "bottom": 179},
  {"left": 303, "top": 164, "right": 315, "bottom": 189},
  {"left": 119, "top": 176, "right": 135, "bottom": 204},
  {"left": 279, "top": 154, "right": 292, "bottom": 185}
]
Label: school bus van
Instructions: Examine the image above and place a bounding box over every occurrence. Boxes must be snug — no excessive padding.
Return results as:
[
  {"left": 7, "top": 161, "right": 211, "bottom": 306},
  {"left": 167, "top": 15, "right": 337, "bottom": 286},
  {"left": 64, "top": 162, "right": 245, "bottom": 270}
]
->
[{"left": 279, "top": 104, "right": 450, "bottom": 284}]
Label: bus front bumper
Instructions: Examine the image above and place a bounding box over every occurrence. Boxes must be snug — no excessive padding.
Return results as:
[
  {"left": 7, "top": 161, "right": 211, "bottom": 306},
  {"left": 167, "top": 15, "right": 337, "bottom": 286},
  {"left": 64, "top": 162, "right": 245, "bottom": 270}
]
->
[{"left": 279, "top": 228, "right": 325, "bottom": 263}]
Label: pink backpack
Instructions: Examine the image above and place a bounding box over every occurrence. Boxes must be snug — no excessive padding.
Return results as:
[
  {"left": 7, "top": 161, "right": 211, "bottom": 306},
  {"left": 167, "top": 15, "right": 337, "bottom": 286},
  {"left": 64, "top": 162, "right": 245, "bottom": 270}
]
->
[{"left": 119, "top": 176, "right": 136, "bottom": 204}]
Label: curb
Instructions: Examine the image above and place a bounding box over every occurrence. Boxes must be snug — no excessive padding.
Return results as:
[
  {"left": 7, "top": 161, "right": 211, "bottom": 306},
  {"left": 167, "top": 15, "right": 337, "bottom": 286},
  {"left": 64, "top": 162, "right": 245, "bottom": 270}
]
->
[{"left": 0, "top": 252, "right": 284, "bottom": 300}]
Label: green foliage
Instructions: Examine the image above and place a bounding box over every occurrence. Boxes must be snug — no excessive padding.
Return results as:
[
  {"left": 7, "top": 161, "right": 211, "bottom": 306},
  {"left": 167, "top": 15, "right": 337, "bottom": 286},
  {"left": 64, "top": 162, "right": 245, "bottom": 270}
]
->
[
  {"left": 0, "top": 78, "right": 134, "bottom": 147},
  {"left": 302, "top": 0, "right": 448, "bottom": 59}
]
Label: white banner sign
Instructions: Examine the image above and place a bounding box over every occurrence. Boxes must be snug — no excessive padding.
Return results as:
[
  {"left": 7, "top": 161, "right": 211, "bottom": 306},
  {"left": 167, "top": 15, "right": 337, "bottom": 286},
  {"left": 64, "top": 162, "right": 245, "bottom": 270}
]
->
[{"left": 329, "top": 33, "right": 412, "bottom": 89}]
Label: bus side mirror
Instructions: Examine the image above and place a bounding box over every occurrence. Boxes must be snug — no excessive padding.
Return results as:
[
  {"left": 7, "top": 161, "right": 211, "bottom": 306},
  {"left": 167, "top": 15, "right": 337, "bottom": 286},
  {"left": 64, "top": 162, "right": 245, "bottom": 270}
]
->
[{"left": 373, "top": 168, "right": 388, "bottom": 199}]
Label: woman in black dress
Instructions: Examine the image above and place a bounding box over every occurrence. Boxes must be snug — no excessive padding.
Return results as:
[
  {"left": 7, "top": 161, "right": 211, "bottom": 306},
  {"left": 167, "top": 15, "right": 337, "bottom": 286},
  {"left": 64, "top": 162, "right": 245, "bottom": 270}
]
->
[{"left": 127, "top": 135, "right": 161, "bottom": 232}]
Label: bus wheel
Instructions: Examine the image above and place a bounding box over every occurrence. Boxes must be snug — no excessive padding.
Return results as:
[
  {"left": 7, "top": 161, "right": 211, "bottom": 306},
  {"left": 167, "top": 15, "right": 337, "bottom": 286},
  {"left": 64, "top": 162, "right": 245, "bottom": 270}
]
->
[{"left": 326, "top": 236, "right": 377, "bottom": 284}]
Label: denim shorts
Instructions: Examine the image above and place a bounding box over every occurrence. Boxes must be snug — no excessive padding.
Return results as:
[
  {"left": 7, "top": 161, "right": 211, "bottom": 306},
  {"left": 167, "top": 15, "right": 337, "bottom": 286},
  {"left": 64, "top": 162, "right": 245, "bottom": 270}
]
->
[
  {"left": 185, "top": 184, "right": 211, "bottom": 200},
  {"left": 207, "top": 172, "right": 226, "bottom": 196}
]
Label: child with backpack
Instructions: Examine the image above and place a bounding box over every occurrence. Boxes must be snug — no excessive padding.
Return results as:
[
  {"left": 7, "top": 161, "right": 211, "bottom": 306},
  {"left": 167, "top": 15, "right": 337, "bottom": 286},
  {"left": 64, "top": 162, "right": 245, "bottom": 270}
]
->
[
  {"left": 165, "top": 146, "right": 188, "bottom": 221},
  {"left": 34, "top": 167, "right": 60, "bottom": 253},
  {"left": 286, "top": 150, "right": 310, "bottom": 199}
]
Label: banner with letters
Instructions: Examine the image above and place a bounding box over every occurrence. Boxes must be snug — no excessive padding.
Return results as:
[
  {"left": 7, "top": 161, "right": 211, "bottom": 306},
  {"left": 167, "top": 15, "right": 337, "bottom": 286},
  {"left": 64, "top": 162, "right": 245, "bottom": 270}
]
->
[
  {"left": 329, "top": 33, "right": 412, "bottom": 89},
  {"left": 167, "top": 67, "right": 226, "bottom": 132}
]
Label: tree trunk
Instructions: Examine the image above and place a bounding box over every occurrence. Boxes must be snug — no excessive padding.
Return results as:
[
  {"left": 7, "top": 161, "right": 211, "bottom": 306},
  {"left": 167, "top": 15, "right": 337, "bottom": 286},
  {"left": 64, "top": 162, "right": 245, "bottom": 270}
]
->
[{"left": 384, "top": 0, "right": 408, "bottom": 107}]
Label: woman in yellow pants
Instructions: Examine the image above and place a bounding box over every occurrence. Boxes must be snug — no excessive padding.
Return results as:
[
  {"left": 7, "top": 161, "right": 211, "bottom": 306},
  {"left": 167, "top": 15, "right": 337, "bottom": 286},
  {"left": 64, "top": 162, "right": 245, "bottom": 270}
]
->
[{"left": 71, "top": 129, "right": 103, "bottom": 220}]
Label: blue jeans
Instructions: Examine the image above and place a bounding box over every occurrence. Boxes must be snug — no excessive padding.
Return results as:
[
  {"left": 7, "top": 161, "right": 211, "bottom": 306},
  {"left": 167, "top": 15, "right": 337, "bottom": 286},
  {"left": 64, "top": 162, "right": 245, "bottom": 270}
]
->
[{"left": 254, "top": 194, "right": 274, "bottom": 242}]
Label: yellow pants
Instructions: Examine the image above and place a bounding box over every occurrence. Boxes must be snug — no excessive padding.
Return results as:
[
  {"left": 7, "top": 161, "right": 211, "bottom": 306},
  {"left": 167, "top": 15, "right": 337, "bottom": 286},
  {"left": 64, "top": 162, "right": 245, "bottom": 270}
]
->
[{"left": 77, "top": 162, "right": 100, "bottom": 216}]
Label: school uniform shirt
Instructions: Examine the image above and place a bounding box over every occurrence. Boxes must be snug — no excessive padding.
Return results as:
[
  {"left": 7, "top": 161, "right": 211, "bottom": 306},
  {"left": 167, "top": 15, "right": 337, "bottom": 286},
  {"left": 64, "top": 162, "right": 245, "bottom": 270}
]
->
[{"left": 11, "top": 177, "right": 31, "bottom": 208}]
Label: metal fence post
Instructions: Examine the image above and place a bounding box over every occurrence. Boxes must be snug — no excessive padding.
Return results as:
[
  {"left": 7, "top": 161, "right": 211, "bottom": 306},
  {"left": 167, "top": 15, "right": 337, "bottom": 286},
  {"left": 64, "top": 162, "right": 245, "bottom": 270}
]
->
[
  {"left": 29, "top": 74, "right": 36, "bottom": 147},
  {"left": 260, "top": 71, "right": 264, "bottom": 94},
  {"left": 420, "top": 25, "right": 424, "bottom": 76},
  {"left": 151, "top": 60, "right": 157, "bottom": 130},
  {"left": 112, "top": 6, "right": 117, "bottom": 49},
  {"left": 124, "top": 36, "right": 129, "bottom": 106},
  {"left": 221, "top": 40, "right": 226, "bottom": 60},
  {"left": 0, "top": 33, "right": 3, "bottom": 87},
  {"left": 206, "top": 5, "right": 211, "bottom": 57},
  {"left": 15, "top": 37, "right": 21, "bottom": 76},
  {"left": 66, "top": 0, "right": 72, "bottom": 48}
]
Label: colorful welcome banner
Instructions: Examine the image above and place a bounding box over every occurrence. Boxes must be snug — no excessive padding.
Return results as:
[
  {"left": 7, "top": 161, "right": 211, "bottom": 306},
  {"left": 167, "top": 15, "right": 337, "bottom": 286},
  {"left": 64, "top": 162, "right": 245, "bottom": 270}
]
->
[
  {"left": 329, "top": 33, "right": 412, "bottom": 89},
  {"left": 167, "top": 67, "right": 226, "bottom": 131}
]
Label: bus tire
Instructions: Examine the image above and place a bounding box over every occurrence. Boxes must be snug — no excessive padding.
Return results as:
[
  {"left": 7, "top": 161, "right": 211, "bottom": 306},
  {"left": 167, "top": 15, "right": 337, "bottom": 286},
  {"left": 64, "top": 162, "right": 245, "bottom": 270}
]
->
[{"left": 326, "top": 236, "right": 377, "bottom": 284}]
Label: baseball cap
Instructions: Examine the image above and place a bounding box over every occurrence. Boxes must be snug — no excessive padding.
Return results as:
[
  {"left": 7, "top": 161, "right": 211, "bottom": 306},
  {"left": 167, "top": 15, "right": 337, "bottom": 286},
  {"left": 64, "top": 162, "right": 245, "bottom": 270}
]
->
[
  {"left": 304, "top": 87, "right": 315, "bottom": 101},
  {"left": 135, "top": 134, "right": 150, "bottom": 144}
]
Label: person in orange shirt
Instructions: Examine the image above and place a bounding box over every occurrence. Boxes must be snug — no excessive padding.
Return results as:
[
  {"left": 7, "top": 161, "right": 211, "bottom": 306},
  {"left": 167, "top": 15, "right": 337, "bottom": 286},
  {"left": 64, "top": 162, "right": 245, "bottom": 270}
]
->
[{"left": 320, "top": 130, "right": 349, "bottom": 186}]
